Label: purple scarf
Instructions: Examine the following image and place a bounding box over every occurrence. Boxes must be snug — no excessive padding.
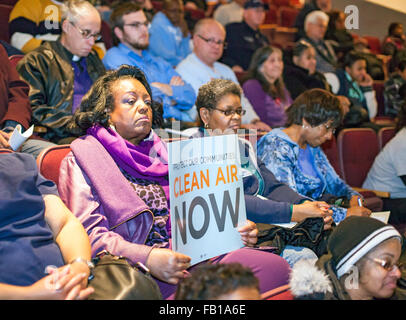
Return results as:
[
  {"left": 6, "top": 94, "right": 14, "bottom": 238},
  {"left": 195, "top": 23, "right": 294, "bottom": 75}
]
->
[{"left": 87, "top": 124, "right": 170, "bottom": 199}]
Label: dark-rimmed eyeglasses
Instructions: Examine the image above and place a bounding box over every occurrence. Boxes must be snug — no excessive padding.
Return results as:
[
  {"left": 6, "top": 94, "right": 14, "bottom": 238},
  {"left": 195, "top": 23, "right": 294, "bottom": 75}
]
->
[
  {"left": 123, "top": 21, "right": 150, "bottom": 29},
  {"left": 197, "top": 34, "right": 227, "bottom": 47},
  {"left": 70, "top": 21, "right": 102, "bottom": 41},
  {"left": 368, "top": 258, "right": 405, "bottom": 272},
  {"left": 213, "top": 108, "right": 246, "bottom": 117}
]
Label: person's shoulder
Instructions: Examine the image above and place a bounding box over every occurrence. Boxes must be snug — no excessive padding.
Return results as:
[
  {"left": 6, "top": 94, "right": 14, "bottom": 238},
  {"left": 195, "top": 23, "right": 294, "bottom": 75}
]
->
[{"left": 225, "top": 21, "right": 244, "bottom": 31}]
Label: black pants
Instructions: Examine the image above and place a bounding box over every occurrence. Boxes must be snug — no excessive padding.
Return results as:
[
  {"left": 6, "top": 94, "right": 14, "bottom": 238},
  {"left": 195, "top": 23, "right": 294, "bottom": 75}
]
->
[{"left": 383, "top": 198, "right": 406, "bottom": 225}]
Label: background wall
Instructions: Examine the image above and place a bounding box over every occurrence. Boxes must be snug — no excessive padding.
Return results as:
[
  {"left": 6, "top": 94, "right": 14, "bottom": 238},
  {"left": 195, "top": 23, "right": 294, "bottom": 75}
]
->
[{"left": 332, "top": 0, "right": 406, "bottom": 40}]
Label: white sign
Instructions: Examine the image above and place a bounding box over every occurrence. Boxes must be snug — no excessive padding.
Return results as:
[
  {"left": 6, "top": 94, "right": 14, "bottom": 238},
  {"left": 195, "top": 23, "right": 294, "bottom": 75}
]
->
[{"left": 168, "top": 134, "right": 246, "bottom": 265}]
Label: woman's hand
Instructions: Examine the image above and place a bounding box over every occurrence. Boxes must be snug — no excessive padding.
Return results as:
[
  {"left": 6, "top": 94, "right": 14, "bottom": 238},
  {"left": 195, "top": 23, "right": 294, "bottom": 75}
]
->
[
  {"left": 347, "top": 206, "right": 371, "bottom": 217},
  {"left": 146, "top": 248, "right": 191, "bottom": 284},
  {"left": 27, "top": 265, "right": 94, "bottom": 300},
  {"left": 238, "top": 220, "right": 258, "bottom": 247}
]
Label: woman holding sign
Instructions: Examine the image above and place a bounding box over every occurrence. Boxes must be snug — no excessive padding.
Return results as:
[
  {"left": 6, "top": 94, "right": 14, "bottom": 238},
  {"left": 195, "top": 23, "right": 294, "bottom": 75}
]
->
[
  {"left": 188, "top": 78, "right": 335, "bottom": 266},
  {"left": 58, "top": 65, "right": 291, "bottom": 299}
]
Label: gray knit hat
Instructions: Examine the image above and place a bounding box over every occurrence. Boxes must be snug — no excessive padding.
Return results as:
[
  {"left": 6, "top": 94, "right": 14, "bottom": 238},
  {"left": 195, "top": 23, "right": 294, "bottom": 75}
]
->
[{"left": 328, "top": 216, "right": 402, "bottom": 278}]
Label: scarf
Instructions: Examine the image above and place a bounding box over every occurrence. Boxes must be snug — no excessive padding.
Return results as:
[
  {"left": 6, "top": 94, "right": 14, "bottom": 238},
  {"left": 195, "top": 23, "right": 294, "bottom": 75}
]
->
[{"left": 87, "top": 124, "right": 170, "bottom": 199}]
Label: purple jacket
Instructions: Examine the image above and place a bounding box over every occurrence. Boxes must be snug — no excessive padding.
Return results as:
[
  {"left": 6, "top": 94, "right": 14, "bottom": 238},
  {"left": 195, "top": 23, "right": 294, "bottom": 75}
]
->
[
  {"left": 58, "top": 135, "right": 154, "bottom": 266},
  {"left": 242, "top": 79, "right": 292, "bottom": 128}
]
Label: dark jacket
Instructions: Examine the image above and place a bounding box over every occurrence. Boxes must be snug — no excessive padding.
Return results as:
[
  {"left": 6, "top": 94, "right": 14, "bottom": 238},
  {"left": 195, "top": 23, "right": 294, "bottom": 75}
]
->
[
  {"left": 0, "top": 44, "right": 31, "bottom": 130},
  {"left": 283, "top": 63, "right": 329, "bottom": 99},
  {"left": 16, "top": 40, "right": 105, "bottom": 143},
  {"left": 221, "top": 21, "right": 269, "bottom": 71}
]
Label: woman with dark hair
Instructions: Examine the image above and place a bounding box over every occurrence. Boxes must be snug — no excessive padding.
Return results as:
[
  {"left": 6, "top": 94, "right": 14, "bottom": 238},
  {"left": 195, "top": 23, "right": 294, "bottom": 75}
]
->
[
  {"left": 257, "top": 88, "right": 371, "bottom": 223},
  {"left": 58, "top": 65, "right": 292, "bottom": 299},
  {"left": 242, "top": 45, "right": 292, "bottom": 128},
  {"left": 363, "top": 94, "right": 406, "bottom": 225},
  {"left": 283, "top": 41, "right": 330, "bottom": 100}
]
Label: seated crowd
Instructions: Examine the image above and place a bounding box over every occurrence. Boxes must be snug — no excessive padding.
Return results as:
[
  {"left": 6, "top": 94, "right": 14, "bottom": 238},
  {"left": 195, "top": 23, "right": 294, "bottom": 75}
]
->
[{"left": 1, "top": 0, "right": 406, "bottom": 301}]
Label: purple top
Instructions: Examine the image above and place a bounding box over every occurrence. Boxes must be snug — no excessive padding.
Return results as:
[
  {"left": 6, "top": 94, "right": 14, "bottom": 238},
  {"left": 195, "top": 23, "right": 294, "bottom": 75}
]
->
[
  {"left": 242, "top": 79, "right": 292, "bottom": 128},
  {"left": 71, "top": 58, "right": 93, "bottom": 113}
]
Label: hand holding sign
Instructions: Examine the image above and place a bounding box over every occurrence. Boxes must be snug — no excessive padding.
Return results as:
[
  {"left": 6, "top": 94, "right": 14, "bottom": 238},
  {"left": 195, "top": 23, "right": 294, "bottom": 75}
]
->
[{"left": 238, "top": 220, "right": 258, "bottom": 247}]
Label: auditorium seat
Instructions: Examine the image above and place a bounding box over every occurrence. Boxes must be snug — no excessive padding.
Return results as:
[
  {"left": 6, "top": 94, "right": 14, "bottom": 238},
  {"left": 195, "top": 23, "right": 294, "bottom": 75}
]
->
[
  {"left": 321, "top": 134, "right": 342, "bottom": 178},
  {"left": 278, "top": 6, "right": 299, "bottom": 28},
  {"left": 364, "top": 35, "right": 381, "bottom": 55},
  {"left": 36, "top": 144, "right": 71, "bottom": 188},
  {"left": 264, "top": 4, "right": 279, "bottom": 25},
  {"left": 0, "top": 4, "right": 12, "bottom": 43},
  {"left": 378, "top": 126, "right": 396, "bottom": 150},
  {"left": 101, "top": 20, "right": 113, "bottom": 50}
]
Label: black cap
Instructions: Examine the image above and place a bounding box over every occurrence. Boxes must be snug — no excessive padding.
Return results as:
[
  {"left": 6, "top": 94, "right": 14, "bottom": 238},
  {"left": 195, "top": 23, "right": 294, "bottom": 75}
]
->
[{"left": 244, "top": 0, "right": 269, "bottom": 10}]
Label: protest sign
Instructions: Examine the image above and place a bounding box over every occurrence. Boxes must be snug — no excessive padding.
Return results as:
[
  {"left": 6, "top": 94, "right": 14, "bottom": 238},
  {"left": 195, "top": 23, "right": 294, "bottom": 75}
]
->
[{"left": 168, "top": 134, "right": 247, "bottom": 265}]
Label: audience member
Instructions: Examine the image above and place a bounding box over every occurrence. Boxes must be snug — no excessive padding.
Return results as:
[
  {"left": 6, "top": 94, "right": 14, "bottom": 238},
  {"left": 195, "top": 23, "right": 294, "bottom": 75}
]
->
[
  {"left": 324, "top": 51, "right": 378, "bottom": 128},
  {"left": 175, "top": 263, "right": 261, "bottom": 300},
  {"left": 242, "top": 46, "right": 293, "bottom": 128},
  {"left": 0, "top": 44, "right": 54, "bottom": 158},
  {"left": 257, "top": 89, "right": 372, "bottom": 224},
  {"left": 221, "top": 0, "right": 269, "bottom": 73},
  {"left": 300, "top": 10, "right": 337, "bottom": 74},
  {"left": 293, "top": 0, "right": 332, "bottom": 41},
  {"left": 58, "top": 65, "right": 292, "bottom": 299},
  {"left": 148, "top": 0, "right": 192, "bottom": 67},
  {"left": 382, "top": 22, "right": 406, "bottom": 57},
  {"left": 187, "top": 78, "right": 335, "bottom": 266},
  {"left": 9, "top": 0, "right": 105, "bottom": 58},
  {"left": 206, "top": 0, "right": 230, "bottom": 18},
  {"left": 325, "top": 10, "right": 355, "bottom": 62},
  {"left": 290, "top": 216, "right": 402, "bottom": 300},
  {"left": 16, "top": 0, "right": 106, "bottom": 144},
  {"left": 176, "top": 18, "right": 271, "bottom": 131},
  {"left": 0, "top": 152, "right": 94, "bottom": 300},
  {"left": 213, "top": 0, "right": 246, "bottom": 27},
  {"left": 384, "top": 60, "right": 406, "bottom": 118},
  {"left": 104, "top": 3, "right": 196, "bottom": 122},
  {"left": 283, "top": 41, "right": 330, "bottom": 100},
  {"left": 363, "top": 98, "right": 406, "bottom": 225}
]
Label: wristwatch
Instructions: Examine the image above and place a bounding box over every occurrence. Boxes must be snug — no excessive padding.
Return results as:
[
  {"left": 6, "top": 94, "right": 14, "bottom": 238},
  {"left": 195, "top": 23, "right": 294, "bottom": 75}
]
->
[{"left": 69, "top": 257, "right": 95, "bottom": 280}]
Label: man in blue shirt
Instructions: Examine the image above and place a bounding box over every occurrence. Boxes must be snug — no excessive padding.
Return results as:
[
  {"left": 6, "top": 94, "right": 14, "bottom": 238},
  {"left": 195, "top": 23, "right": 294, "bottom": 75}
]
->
[{"left": 103, "top": 2, "right": 196, "bottom": 122}]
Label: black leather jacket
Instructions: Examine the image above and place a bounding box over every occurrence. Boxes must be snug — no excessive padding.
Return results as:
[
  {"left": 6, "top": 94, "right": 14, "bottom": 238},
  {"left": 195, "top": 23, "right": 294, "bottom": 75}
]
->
[{"left": 17, "top": 40, "right": 105, "bottom": 143}]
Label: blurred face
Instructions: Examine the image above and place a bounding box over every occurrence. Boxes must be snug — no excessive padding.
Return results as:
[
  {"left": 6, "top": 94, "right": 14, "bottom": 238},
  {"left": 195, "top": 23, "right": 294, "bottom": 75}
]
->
[
  {"left": 392, "top": 24, "right": 404, "bottom": 37},
  {"left": 116, "top": 11, "right": 149, "bottom": 51},
  {"left": 61, "top": 10, "right": 101, "bottom": 57},
  {"left": 193, "top": 21, "right": 226, "bottom": 67},
  {"left": 335, "top": 12, "right": 346, "bottom": 30},
  {"left": 163, "top": 0, "right": 184, "bottom": 26},
  {"left": 216, "top": 287, "right": 261, "bottom": 300},
  {"left": 109, "top": 78, "right": 153, "bottom": 145},
  {"left": 260, "top": 50, "right": 283, "bottom": 83},
  {"left": 346, "top": 59, "right": 367, "bottom": 83},
  {"left": 355, "top": 239, "right": 402, "bottom": 300},
  {"left": 200, "top": 93, "right": 243, "bottom": 134},
  {"left": 306, "top": 18, "right": 328, "bottom": 41},
  {"left": 316, "top": 0, "right": 332, "bottom": 12},
  {"left": 302, "top": 119, "right": 335, "bottom": 147},
  {"left": 294, "top": 47, "right": 317, "bottom": 74},
  {"left": 244, "top": 7, "right": 266, "bottom": 30}
]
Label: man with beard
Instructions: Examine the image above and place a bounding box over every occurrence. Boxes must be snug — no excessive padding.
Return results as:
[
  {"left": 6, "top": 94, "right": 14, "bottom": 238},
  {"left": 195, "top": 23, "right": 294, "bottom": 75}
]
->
[{"left": 103, "top": 3, "right": 196, "bottom": 123}]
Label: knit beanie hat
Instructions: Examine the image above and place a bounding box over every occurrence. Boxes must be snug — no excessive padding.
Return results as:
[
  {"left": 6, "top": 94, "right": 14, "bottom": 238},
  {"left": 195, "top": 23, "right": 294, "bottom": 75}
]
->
[{"left": 328, "top": 216, "right": 402, "bottom": 279}]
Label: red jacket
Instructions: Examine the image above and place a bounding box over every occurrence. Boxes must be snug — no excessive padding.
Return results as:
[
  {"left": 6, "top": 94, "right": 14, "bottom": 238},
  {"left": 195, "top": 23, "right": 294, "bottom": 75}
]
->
[{"left": 0, "top": 44, "right": 31, "bottom": 129}]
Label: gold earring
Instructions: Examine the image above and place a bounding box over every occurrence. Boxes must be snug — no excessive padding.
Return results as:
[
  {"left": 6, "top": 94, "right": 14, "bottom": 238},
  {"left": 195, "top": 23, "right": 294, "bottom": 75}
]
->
[{"left": 204, "top": 123, "right": 209, "bottom": 129}]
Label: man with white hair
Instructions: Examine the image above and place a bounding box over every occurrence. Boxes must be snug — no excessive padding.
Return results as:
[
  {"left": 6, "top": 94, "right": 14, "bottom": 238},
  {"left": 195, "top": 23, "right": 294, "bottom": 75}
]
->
[
  {"left": 293, "top": 0, "right": 332, "bottom": 41},
  {"left": 17, "top": 0, "right": 106, "bottom": 144},
  {"left": 301, "top": 10, "right": 337, "bottom": 73}
]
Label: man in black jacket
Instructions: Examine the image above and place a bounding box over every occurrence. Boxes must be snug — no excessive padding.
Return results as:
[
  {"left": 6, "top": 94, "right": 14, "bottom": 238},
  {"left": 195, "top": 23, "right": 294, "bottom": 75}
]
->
[
  {"left": 17, "top": 0, "right": 106, "bottom": 144},
  {"left": 220, "top": 0, "right": 269, "bottom": 72}
]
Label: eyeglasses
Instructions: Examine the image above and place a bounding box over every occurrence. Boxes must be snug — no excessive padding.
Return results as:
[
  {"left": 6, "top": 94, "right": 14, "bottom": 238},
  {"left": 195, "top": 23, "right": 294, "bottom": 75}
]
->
[
  {"left": 70, "top": 21, "right": 102, "bottom": 41},
  {"left": 123, "top": 21, "right": 150, "bottom": 29},
  {"left": 197, "top": 34, "right": 227, "bottom": 47},
  {"left": 318, "top": 122, "right": 336, "bottom": 134},
  {"left": 368, "top": 258, "right": 406, "bottom": 272},
  {"left": 213, "top": 108, "right": 246, "bottom": 117}
]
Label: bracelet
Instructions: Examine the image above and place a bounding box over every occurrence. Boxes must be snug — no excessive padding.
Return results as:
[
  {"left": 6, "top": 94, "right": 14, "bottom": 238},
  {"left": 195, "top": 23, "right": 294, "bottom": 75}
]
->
[{"left": 69, "top": 257, "right": 95, "bottom": 270}]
